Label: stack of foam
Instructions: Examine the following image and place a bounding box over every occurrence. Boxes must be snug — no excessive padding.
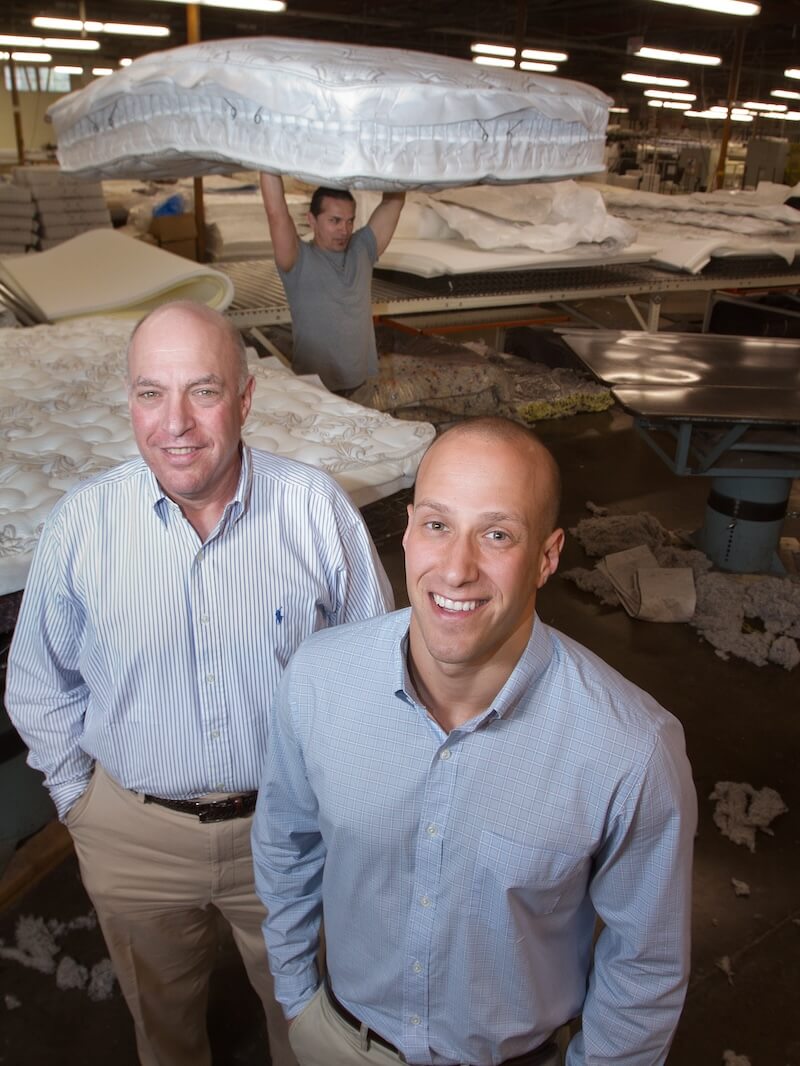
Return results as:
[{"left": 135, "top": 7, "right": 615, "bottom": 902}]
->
[
  {"left": 13, "top": 165, "right": 111, "bottom": 249},
  {"left": 0, "top": 184, "right": 38, "bottom": 255}
]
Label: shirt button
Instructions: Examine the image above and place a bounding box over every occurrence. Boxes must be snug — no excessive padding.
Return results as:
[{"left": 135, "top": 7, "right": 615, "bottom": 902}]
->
[
  {"left": 420, "top": 895, "right": 431, "bottom": 908},
  {"left": 215, "top": 782, "right": 224, "bottom": 791},
  {"left": 410, "top": 1015, "right": 421, "bottom": 1026},
  {"left": 200, "top": 614, "right": 210, "bottom": 625},
  {"left": 439, "top": 750, "right": 451, "bottom": 761},
  {"left": 412, "top": 961, "right": 422, "bottom": 974},
  {"left": 206, "top": 673, "right": 215, "bottom": 684},
  {"left": 210, "top": 730, "right": 219, "bottom": 739},
  {"left": 426, "top": 824, "right": 437, "bottom": 836}
]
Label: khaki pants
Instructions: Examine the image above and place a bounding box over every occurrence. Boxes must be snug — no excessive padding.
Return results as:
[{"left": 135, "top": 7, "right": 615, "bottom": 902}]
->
[
  {"left": 67, "top": 766, "right": 296, "bottom": 1066},
  {"left": 288, "top": 986, "right": 563, "bottom": 1066}
]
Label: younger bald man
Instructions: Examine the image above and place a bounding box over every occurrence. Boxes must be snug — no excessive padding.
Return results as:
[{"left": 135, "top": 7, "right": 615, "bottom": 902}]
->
[
  {"left": 253, "top": 417, "right": 697, "bottom": 1066},
  {"left": 6, "top": 301, "right": 392, "bottom": 1066}
]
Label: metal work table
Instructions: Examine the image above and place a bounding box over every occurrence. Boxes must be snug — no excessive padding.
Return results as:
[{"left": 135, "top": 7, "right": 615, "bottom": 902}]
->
[
  {"left": 559, "top": 329, "right": 800, "bottom": 573},
  {"left": 220, "top": 256, "right": 800, "bottom": 332}
]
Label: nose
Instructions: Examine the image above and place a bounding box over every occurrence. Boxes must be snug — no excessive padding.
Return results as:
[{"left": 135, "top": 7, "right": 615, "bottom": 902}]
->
[
  {"left": 441, "top": 533, "right": 480, "bottom": 587},
  {"left": 162, "top": 393, "right": 194, "bottom": 437}
]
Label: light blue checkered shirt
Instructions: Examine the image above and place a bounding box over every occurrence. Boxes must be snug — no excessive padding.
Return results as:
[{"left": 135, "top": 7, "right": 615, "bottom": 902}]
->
[
  {"left": 253, "top": 608, "right": 697, "bottom": 1066},
  {"left": 6, "top": 446, "right": 392, "bottom": 818}
]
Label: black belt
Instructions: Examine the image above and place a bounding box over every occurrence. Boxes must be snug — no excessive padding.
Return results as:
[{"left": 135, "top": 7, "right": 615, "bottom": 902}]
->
[
  {"left": 143, "top": 791, "right": 257, "bottom": 823},
  {"left": 324, "top": 979, "right": 556, "bottom": 1066}
]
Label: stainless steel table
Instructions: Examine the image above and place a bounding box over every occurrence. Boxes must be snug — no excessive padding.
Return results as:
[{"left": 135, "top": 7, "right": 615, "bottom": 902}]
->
[{"left": 559, "top": 329, "right": 800, "bottom": 573}]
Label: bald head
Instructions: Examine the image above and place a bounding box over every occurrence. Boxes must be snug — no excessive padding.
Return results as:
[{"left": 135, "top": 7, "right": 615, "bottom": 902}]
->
[
  {"left": 127, "top": 301, "right": 249, "bottom": 395},
  {"left": 414, "top": 418, "right": 562, "bottom": 538}
]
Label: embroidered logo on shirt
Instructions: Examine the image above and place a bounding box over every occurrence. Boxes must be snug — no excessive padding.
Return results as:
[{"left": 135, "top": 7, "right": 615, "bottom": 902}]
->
[{"left": 275, "top": 608, "right": 284, "bottom": 625}]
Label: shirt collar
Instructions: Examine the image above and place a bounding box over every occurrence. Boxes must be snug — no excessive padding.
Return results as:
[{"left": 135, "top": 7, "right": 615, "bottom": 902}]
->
[
  {"left": 392, "top": 607, "right": 555, "bottom": 726},
  {"left": 147, "top": 443, "right": 253, "bottom": 532}
]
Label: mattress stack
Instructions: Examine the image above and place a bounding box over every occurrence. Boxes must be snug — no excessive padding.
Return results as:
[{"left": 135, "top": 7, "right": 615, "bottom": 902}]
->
[
  {"left": 0, "top": 184, "right": 38, "bottom": 255},
  {"left": 12, "top": 165, "right": 112, "bottom": 250}
]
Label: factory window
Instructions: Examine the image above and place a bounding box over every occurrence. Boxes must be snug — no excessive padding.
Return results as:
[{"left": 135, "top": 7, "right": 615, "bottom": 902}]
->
[{"left": 4, "top": 67, "right": 72, "bottom": 93}]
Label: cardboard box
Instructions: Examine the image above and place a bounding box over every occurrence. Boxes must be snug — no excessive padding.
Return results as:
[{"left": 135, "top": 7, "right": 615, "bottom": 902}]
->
[
  {"left": 160, "top": 238, "right": 198, "bottom": 261},
  {"left": 149, "top": 213, "right": 197, "bottom": 242}
]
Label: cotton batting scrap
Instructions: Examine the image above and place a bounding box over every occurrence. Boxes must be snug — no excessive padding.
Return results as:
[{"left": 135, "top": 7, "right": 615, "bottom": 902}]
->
[
  {"left": 722, "top": 1052, "right": 752, "bottom": 1066},
  {"left": 710, "top": 782, "right": 788, "bottom": 852},
  {"left": 563, "top": 509, "right": 800, "bottom": 669}
]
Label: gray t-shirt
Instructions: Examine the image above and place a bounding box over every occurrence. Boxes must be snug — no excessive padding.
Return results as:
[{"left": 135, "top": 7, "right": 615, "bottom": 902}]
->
[{"left": 277, "top": 226, "right": 378, "bottom": 391}]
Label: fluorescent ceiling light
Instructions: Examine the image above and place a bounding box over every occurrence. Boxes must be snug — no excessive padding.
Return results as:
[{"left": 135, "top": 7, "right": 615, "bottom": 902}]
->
[
  {"left": 622, "top": 71, "right": 689, "bottom": 87},
  {"left": 647, "top": 99, "right": 691, "bottom": 109},
  {"left": 644, "top": 89, "right": 697, "bottom": 100},
  {"left": 0, "top": 34, "right": 100, "bottom": 50},
  {"left": 650, "top": 0, "right": 760, "bottom": 15},
  {"left": 709, "top": 105, "right": 753, "bottom": 116},
  {"left": 635, "top": 45, "right": 720, "bottom": 65},
  {"left": 742, "top": 100, "right": 786, "bottom": 111},
  {"left": 33, "top": 16, "right": 169, "bottom": 36},
  {"left": 470, "top": 42, "right": 516, "bottom": 57},
  {"left": 119, "top": 57, "right": 133, "bottom": 66},
  {"left": 786, "top": 69, "right": 800, "bottom": 80},
  {"left": 54, "top": 64, "right": 83, "bottom": 73},
  {"left": 521, "top": 48, "right": 567, "bottom": 62},
  {"left": 762, "top": 110, "right": 800, "bottom": 120},
  {"left": 609, "top": 106, "right": 629, "bottom": 113},
  {"left": 519, "top": 61, "right": 557, "bottom": 72},
  {"left": 11, "top": 50, "right": 51, "bottom": 61},
  {"left": 772, "top": 89, "right": 800, "bottom": 100},
  {"left": 472, "top": 55, "right": 515, "bottom": 68},
  {"left": 32, "top": 16, "right": 82, "bottom": 30},
  {"left": 686, "top": 108, "right": 753, "bottom": 121},
  {"left": 92, "top": 67, "right": 113, "bottom": 76},
  {"left": 149, "top": 0, "right": 286, "bottom": 10}
]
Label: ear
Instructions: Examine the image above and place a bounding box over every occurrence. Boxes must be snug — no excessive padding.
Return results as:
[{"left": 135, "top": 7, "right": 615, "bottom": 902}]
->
[
  {"left": 401, "top": 503, "right": 414, "bottom": 552},
  {"left": 537, "top": 527, "right": 565, "bottom": 589},
  {"left": 240, "top": 375, "right": 255, "bottom": 423}
]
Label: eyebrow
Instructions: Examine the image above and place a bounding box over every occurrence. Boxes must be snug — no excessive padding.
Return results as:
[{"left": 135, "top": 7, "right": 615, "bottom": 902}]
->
[
  {"left": 414, "top": 499, "right": 526, "bottom": 524},
  {"left": 132, "top": 374, "right": 225, "bottom": 388}
]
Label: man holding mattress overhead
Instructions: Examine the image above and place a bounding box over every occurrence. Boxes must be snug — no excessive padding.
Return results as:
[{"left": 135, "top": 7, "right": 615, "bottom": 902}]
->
[
  {"left": 6, "top": 301, "right": 393, "bottom": 1066},
  {"left": 260, "top": 174, "right": 405, "bottom": 394}
]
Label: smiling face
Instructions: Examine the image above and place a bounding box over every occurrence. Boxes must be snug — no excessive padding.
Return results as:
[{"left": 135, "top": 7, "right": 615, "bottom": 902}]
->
[
  {"left": 127, "top": 304, "right": 254, "bottom": 533},
  {"left": 402, "top": 426, "right": 564, "bottom": 709},
  {"left": 308, "top": 195, "right": 356, "bottom": 252}
]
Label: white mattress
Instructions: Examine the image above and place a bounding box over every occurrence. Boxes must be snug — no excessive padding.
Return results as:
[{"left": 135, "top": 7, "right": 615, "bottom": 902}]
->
[
  {"left": 0, "top": 229, "right": 233, "bottom": 321},
  {"left": 0, "top": 317, "right": 435, "bottom": 595},
  {"left": 49, "top": 36, "right": 609, "bottom": 190}
]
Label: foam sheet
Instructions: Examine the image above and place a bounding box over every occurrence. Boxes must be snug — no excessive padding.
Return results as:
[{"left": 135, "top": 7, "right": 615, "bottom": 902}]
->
[
  {"left": 0, "top": 317, "right": 435, "bottom": 594},
  {"left": 49, "top": 37, "right": 609, "bottom": 190},
  {"left": 377, "top": 238, "right": 657, "bottom": 277},
  {"left": 0, "top": 229, "right": 233, "bottom": 321}
]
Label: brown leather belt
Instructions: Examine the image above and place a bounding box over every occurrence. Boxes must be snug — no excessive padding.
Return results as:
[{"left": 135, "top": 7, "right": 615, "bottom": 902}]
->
[
  {"left": 324, "top": 978, "right": 557, "bottom": 1066},
  {"left": 143, "top": 792, "right": 257, "bottom": 823}
]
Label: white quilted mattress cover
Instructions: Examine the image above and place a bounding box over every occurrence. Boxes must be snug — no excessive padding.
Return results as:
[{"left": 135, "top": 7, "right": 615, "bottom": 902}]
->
[
  {"left": 49, "top": 37, "right": 610, "bottom": 189},
  {"left": 0, "top": 317, "right": 434, "bottom": 595}
]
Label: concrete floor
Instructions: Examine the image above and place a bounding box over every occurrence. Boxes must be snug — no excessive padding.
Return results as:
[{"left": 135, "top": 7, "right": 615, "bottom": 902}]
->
[{"left": 1, "top": 403, "right": 798, "bottom": 1066}]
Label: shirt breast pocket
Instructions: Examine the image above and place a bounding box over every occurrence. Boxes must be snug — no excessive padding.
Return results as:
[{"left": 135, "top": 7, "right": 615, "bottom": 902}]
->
[{"left": 470, "top": 830, "right": 589, "bottom": 930}]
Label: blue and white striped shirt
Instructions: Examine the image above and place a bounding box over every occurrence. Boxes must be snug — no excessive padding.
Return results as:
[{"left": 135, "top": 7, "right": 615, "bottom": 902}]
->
[
  {"left": 253, "top": 608, "right": 697, "bottom": 1066},
  {"left": 6, "top": 446, "right": 392, "bottom": 818}
]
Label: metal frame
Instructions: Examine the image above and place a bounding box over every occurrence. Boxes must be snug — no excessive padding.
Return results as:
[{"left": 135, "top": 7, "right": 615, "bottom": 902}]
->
[
  {"left": 631, "top": 419, "right": 800, "bottom": 480},
  {"left": 220, "top": 257, "right": 800, "bottom": 332}
]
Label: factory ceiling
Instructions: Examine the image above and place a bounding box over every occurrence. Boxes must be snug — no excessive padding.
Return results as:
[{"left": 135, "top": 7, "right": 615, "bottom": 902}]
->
[{"left": 4, "top": 0, "right": 800, "bottom": 123}]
